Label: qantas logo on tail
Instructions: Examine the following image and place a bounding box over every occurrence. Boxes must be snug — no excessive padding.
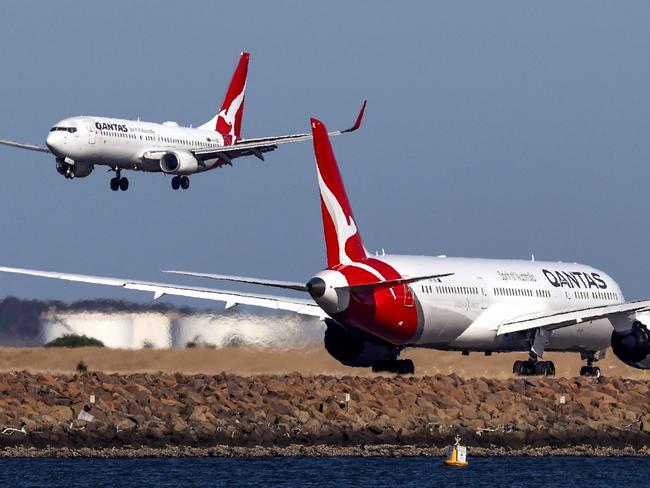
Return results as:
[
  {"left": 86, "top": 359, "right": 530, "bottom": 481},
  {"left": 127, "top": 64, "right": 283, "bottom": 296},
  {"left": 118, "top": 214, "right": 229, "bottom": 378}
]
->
[
  {"left": 311, "top": 119, "right": 367, "bottom": 268},
  {"left": 215, "top": 84, "right": 246, "bottom": 144},
  {"left": 317, "top": 167, "right": 359, "bottom": 265},
  {"left": 199, "top": 52, "right": 249, "bottom": 144}
]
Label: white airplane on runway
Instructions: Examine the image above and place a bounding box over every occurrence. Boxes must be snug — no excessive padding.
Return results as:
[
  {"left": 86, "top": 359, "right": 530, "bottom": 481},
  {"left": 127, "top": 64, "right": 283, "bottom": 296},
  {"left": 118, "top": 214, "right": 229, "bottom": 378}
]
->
[
  {"left": 0, "top": 52, "right": 365, "bottom": 191},
  {"left": 1, "top": 118, "right": 649, "bottom": 377}
]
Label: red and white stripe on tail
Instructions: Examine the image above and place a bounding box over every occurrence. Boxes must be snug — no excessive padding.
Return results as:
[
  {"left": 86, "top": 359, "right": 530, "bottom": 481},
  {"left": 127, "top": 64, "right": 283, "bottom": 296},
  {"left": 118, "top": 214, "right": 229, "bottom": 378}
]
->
[
  {"left": 311, "top": 118, "right": 367, "bottom": 269},
  {"left": 199, "top": 52, "right": 249, "bottom": 145}
]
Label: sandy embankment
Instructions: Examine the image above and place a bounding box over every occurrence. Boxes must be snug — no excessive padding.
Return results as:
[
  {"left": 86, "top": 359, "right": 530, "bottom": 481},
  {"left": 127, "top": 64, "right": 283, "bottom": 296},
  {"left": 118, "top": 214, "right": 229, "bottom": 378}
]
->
[{"left": 0, "top": 347, "right": 648, "bottom": 379}]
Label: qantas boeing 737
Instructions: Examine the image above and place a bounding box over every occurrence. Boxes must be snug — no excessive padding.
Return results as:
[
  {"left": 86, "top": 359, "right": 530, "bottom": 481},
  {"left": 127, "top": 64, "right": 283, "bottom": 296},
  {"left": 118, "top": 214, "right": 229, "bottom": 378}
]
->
[
  {"left": 0, "top": 52, "right": 365, "bottom": 191},
  {"left": 1, "top": 119, "right": 649, "bottom": 377}
]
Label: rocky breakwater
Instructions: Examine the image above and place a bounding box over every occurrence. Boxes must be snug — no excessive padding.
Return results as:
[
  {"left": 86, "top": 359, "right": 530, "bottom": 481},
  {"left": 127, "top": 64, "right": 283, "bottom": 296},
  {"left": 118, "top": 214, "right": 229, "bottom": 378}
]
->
[{"left": 0, "top": 371, "right": 649, "bottom": 455}]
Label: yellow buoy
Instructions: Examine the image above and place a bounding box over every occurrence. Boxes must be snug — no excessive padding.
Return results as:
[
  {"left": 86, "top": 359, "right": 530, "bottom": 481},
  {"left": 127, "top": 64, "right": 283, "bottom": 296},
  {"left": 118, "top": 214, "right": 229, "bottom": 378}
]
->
[{"left": 443, "top": 435, "right": 469, "bottom": 467}]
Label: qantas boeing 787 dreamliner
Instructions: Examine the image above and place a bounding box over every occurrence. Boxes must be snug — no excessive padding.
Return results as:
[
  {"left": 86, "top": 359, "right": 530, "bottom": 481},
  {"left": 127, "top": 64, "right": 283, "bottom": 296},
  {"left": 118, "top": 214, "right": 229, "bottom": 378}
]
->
[
  {"left": 0, "top": 52, "right": 365, "bottom": 191},
  {"left": 1, "top": 119, "right": 649, "bottom": 377}
]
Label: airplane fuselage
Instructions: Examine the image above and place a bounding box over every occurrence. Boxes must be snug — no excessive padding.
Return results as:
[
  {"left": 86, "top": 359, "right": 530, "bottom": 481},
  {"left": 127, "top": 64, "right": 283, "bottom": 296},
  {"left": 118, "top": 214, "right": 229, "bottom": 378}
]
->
[
  {"left": 317, "top": 255, "right": 623, "bottom": 355},
  {"left": 46, "top": 116, "right": 229, "bottom": 173}
]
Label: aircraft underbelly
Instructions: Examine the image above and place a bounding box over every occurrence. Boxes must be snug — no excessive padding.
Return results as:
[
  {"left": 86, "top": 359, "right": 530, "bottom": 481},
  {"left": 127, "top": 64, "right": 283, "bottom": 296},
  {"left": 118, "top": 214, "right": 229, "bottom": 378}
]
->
[
  {"left": 415, "top": 300, "right": 475, "bottom": 346},
  {"left": 414, "top": 300, "right": 612, "bottom": 353},
  {"left": 78, "top": 145, "right": 162, "bottom": 171}
]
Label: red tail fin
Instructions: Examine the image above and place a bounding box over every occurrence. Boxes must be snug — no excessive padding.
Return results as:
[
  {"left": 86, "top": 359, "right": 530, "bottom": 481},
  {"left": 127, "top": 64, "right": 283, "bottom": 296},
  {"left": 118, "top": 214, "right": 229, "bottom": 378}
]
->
[
  {"left": 311, "top": 118, "right": 367, "bottom": 268},
  {"left": 199, "top": 52, "right": 249, "bottom": 143}
]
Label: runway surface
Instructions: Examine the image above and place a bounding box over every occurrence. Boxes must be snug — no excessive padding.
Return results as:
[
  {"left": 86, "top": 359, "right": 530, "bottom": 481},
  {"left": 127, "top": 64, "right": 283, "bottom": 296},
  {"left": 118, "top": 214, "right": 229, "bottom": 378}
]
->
[{"left": 0, "top": 347, "right": 647, "bottom": 378}]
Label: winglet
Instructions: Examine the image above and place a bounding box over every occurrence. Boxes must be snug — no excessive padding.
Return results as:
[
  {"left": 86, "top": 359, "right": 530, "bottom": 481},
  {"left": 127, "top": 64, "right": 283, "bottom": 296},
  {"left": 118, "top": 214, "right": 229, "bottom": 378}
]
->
[{"left": 341, "top": 100, "right": 367, "bottom": 134}]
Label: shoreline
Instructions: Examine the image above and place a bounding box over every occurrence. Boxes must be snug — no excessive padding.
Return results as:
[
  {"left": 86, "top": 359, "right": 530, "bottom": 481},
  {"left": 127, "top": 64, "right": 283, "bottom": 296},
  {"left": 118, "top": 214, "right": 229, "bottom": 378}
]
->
[{"left": 2, "top": 444, "right": 650, "bottom": 458}]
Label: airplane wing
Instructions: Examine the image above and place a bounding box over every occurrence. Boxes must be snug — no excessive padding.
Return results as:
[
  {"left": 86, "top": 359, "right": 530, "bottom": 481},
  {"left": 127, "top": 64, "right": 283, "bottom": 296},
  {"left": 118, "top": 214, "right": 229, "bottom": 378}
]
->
[
  {"left": 497, "top": 299, "right": 650, "bottom": 335},
  {"left": 190, "top": 101, "right": 366, "bottom": 162},
  {"left": 0, "top": 139, "right": 51, "bottom": 153},
  {"left": 0, "top": 266, "right": 326, "bottom": 318}
]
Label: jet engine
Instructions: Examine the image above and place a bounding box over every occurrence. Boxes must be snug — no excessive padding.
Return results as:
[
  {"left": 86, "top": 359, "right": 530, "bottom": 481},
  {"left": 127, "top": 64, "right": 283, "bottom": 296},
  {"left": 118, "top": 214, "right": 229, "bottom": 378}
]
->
[
  {"left": 56, "top": 159, "right": 94, "bottom": 178},
  {"left": 159, "top": 150, "right": 199, "bottom": 175},
  {"left": 611, "top": 321, "right": 650, "bottom": 369},
  {"left": 323, "top": 320, "right": 398, "bottom": 367}
]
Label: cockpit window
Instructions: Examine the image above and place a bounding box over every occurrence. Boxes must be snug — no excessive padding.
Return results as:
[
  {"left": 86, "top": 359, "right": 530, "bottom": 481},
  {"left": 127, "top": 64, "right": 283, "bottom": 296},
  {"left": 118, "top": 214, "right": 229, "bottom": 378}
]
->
[{"left": 49, "top": 127, "right": 77, "bottom": 133}]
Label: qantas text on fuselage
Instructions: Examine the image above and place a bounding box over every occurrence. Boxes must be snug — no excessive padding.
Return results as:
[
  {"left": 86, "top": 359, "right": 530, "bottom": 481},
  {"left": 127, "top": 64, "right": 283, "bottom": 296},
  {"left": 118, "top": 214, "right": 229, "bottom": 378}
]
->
[{"left": 0, "top": 52, "right": 365, "bottom": 192}]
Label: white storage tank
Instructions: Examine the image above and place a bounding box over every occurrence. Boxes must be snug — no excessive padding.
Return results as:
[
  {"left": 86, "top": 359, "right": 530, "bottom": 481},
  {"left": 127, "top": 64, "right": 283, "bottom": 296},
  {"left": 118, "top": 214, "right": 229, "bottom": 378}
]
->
[
  {"left": 171, "top": 311, "right": 324, "bottom": 349},
  {"left": 40, "top": 311, "right": 174, "bottom": 349}
]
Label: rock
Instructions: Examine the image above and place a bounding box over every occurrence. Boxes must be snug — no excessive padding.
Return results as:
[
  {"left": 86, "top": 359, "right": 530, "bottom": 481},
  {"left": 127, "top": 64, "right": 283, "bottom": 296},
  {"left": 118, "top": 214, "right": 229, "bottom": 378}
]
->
[
  {"left": 116, "top": 418, "right": 137, "bottom": 432},
  {"left": 0, "top": 371, "right": 649, "bottom": 451}
]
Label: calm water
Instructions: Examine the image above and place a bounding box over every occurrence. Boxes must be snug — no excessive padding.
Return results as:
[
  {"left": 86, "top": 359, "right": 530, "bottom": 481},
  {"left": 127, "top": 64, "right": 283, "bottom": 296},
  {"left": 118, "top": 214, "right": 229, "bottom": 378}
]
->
[{"left": 0, "top": 456, "right": 647, "bottom": 487}]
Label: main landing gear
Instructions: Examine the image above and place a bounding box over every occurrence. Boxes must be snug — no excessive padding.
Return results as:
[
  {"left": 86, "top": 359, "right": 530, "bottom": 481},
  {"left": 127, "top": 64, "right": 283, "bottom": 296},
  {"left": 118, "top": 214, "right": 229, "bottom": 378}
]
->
[
  {"left": 371, "top": 359, "right": 415, "bottom": 375},
  {"left": 110, "top": 170, "right": 129, "bottom": 192},
  {"left": 513, "top": 353, "right": 556, "bottom": 376},
  {"left": 579, "top": 351, "right": 601, "bottom": 377},
  {"left": 171, "top": 175, "right": 190, "bottom": 190}
]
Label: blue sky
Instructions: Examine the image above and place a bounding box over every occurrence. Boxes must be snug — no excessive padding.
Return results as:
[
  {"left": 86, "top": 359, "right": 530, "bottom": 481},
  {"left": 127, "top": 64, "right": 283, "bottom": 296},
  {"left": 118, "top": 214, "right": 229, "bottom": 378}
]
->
[{"left": 0, "top": 1, "right": 649, "bottom": 305}]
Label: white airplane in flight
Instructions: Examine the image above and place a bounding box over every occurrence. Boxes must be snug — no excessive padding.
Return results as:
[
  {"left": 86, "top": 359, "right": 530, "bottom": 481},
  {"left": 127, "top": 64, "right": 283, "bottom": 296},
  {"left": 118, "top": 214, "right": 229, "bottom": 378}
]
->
[
  {"left": 1, "top": 119, "right": 648, "bottom": 377},
  {"left": 0, "top": 52, "right": 365, "bottom": 191}
]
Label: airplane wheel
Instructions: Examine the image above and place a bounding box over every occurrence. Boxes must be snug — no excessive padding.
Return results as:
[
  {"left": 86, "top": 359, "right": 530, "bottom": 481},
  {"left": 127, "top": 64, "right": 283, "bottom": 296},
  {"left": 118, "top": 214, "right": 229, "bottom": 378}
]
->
[
  {"left": 397, "top": 359, "right": 415, "bottom": 375},
  {"left": 371, "top": 359, "right": 391, "bottom": 373},
  {"left": 110, "top": 178, "right": 119, "bottom": 191},
  {"left": 180, "top": 176, "right": 190, "bottom": 190},
  {"left": 534, "top": 361, "right": 555, "bottom": 376},
  {"left": 580, "top": 366, "right": 601, "bottom": 377},
  {"left": 545, "top": 361, "right": 556, "bottom": 376},
  {"left": 119, "top": 177, "right": 129, "bottom": 191},
  {"left": 371, "top": 359, "right": 414, "bottom": 375},
  {"left": 171, "top": 176, "right": 180, "bottom": 190},
  {"left": 514, "top": 360, "right": 537, "bottom": 376}
]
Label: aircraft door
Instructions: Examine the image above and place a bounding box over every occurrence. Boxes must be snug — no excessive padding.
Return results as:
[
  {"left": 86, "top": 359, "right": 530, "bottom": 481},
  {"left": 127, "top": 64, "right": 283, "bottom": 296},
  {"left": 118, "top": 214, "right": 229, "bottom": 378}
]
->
[
  {"left": 565, "top": 290, "right": 573, "bottom": 305},
  {"left": 477, "top": 277, "right": 489, "bottom": 310},
  {"left": 403, "top": 284, "right": 414, "bottom": 308},
  {"left": 84, "top": 120, "right": 96, "bottom": 144}
]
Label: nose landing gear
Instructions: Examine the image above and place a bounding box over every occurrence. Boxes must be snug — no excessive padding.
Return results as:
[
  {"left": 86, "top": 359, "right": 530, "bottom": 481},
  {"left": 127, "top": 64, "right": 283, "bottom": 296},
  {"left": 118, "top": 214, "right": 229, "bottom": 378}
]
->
[
  {"left": 171, "top": 175, "right": 190, "bottom": 190},
  {"left": 579, "top": 351, "right": 602, "bottom": 377},
  {"left": 110, "top": 169, "right": 129, "bottom": 191},
  {"left": 56, "top": 159, "right": 74, "bottom": 179}
]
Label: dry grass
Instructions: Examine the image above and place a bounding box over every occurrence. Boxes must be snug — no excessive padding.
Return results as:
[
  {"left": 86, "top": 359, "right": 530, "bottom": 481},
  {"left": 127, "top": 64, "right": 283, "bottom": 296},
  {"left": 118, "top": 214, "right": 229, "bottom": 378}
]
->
[{"left": 0, "top": 347, "right": 647, "bottom": 378}]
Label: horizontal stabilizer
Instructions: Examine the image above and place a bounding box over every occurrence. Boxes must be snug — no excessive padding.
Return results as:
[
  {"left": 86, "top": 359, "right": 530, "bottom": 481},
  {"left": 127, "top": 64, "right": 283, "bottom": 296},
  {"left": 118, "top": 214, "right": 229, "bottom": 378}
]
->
[
  {"left": 163, "top": 270, "right": 308, "bottom": 291},
  {"left": 340, "top": 273, "right": 454, "bottom": 291}
]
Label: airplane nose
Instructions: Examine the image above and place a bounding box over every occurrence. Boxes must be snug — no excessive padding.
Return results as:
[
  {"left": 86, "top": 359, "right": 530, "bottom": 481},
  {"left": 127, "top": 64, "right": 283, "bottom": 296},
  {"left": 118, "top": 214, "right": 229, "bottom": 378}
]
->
[{"left": 46, "top": 133, "right": 61, "bottom": 154}]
